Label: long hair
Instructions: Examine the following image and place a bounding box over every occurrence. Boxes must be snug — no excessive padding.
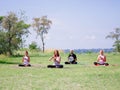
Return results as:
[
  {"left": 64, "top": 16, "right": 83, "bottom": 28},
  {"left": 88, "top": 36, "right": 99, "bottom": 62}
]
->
[
  {"left": 54, "top": 50, "right": 59, "bottom": 57},
  {"left": 25, "top": 51, "right": 29, "bottom": 56},
  {"left": 25, "top": 51, "right": 28, "bottom": 54}
]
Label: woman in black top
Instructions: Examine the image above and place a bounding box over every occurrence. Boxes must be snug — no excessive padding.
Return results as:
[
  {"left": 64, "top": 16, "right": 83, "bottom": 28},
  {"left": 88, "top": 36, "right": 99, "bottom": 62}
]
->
[{"left": 65, "top": 50, "right": 77, "bottom": 64}]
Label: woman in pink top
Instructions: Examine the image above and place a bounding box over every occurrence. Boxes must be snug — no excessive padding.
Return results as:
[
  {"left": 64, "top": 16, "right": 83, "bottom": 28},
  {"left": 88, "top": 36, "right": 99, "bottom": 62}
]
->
[
  {"left": 47, "top": 50, "right": 63, "bottom": 68},
  {"left": 94, "top": 50, "right": 109, "bottom": 66}
]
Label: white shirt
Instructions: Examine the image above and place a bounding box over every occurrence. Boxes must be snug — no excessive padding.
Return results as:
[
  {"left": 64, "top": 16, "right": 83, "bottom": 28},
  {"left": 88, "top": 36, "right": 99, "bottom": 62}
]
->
[
  {"left": 23, "top": 56, "right": 29, "bottom": 65},
  {"left": 68, "top": 56, "right": 74, "bottom": 62}
]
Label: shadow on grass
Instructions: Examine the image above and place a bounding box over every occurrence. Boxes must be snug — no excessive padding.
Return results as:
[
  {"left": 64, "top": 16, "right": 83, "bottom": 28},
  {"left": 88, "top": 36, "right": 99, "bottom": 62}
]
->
[{"left": 0, "top": 60, "right": 19, "bottom": 65}]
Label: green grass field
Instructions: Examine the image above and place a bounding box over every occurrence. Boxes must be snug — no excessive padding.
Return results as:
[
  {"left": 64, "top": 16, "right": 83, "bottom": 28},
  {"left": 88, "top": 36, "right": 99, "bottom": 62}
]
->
[{"left": 0, "top": 51, "right": 120, "bottom": 90}]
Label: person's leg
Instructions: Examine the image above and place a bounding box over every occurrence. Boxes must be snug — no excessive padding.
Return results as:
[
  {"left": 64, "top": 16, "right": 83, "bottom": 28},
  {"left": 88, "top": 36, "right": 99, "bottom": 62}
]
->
[
  {"left": 104, "top": 63, "right": 109, "bottom": 66},
  {"left": 18, "top": 64, "right": 25, "bottom": 67},
  {"left": 72, "top": 62, "right": 77, "bottom": 64},
  {"left": 65, "top": 62, "right": 70, "bottom": 64},
  {"left": 71, "top": 60, "right": 77, "bottom": 64},
  {"left": 47, "top": 65, "right": 56, "bottom": 68},
  {"left": 94, "top": 62, "right": 98, "bottom": 65},
  {"left": 99, "top": 63, "right": 104, "bottom": 65},
  {"left": 27, "top": 64, "right": 31, "bottom": 67},
  {"left": 56, "top": 65, "right": 63, "bottom": 68},
  {"left": 75, "top": 62, "right": 77, "bottom": 64}
]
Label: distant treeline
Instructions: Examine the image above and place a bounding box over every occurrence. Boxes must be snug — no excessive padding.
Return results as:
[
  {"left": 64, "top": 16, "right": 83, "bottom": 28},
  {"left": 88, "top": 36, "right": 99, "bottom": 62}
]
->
[{"left": 64, "top": 48, "right": 114, "bottom": 53}]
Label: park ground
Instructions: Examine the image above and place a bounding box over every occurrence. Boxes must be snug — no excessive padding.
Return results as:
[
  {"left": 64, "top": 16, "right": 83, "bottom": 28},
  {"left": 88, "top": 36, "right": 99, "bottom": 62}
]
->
[{"left": 0, "top": 51, "right": 120, "bottom": 90}]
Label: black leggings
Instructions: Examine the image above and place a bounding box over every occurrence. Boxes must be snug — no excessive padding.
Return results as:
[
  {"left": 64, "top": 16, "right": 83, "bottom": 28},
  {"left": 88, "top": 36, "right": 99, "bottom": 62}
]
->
[
  {"left": 47, "top": 65, "right": 63, "bottom": 68},
  {"left": 94, "top": 62, "right": 109, "bottom": 66},
  {"left": 65, "top": 61, "right": 77, "bottom": 64},
  {"left": 18, "top": 64, "right": 31, "bottom": 67}
]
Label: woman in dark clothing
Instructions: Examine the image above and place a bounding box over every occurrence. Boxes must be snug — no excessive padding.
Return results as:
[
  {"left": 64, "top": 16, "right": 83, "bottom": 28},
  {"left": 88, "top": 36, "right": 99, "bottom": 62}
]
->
[{"left": 65, "top": 50, "right": 77, "bottom": 64}]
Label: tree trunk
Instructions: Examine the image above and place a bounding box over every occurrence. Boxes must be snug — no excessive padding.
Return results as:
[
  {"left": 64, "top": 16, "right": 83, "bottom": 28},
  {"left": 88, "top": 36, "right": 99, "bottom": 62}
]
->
[
  {"left": 8, "top": 48, "right": 12, "bottom": 56},
  {"left": 8, "top": 37, "right": 13, "bottom": 56},
  {"left": 41, "top": 34, "right": 45, "bottom": 53},
  {"left": 8, "top": 21, "right": 13, "bottom": 56},
  {"left": 42, "top": 40, "right": 45, "bottom": 53}
]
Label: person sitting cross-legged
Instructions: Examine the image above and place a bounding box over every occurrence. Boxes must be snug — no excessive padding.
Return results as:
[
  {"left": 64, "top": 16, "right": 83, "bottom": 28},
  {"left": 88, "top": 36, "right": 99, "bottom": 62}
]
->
[
  {"left": 65, "top": 50, "right": 77, "bottom": 64},
  {"left": 47, "top": 50, "right": 63, "bottom": 68},
  {"left": 94, "top": 50, "right": 109, "bottom": 66},
  {"left": 18, "top": 51, "right": 31, "bottom": 67}
]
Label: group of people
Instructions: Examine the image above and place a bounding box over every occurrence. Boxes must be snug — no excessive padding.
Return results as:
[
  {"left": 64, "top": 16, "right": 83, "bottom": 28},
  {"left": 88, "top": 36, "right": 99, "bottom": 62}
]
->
[
  {"left": 47, "top": 50, "right": 78, "bottom": 68},
  {"left": 18, "top": 49, "right": 109, "bottom": 68}
]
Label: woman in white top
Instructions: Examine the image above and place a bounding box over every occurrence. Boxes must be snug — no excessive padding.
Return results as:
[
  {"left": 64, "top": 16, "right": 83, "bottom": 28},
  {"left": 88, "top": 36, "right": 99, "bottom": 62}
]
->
[
  {"left": 47, "top": 50, "right": 63, "bottom": 68},
  {"left": 94, "top": 50, "right": 109, "bottom": 66},
  {"left": 19, "top": 51, "right": 31, "bottom": 67}
]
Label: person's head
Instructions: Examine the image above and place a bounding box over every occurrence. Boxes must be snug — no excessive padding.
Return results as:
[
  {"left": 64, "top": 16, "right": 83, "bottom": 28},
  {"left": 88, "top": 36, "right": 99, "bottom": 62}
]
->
[
  {"left": 25, "top": 51, "right": 28, "bottom": 56},
  {"left": 54, "top": 50, "right": 59, "bottom": 57},
  {"left": 70, "top": 50, "right": 74, "bottom": 54},
  {"left": 99, "top": 50, "right": 104, "bottom": 55}
]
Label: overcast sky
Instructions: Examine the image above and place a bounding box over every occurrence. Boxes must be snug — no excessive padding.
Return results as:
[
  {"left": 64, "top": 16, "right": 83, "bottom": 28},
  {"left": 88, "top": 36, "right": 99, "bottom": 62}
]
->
[{"left": 0, "top": 0, "right": 120, "bottom": 49}]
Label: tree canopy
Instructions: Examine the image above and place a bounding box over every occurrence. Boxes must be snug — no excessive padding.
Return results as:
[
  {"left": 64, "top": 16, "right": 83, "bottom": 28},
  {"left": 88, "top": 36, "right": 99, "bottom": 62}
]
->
[
  {"left": 0, "top": 12, "right": 30, "bottom": 55},
  {"left": 32, "top": 16, "right": 52, "bottom": 52},
  {"left": 106, "top": 28, "right": 120, "bottom": 52}
]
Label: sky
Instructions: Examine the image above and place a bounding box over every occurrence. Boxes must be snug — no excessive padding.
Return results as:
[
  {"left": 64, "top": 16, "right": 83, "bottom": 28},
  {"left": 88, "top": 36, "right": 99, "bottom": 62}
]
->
[{"left": 0, "top": 0, "right": 120, "bottom": 49}]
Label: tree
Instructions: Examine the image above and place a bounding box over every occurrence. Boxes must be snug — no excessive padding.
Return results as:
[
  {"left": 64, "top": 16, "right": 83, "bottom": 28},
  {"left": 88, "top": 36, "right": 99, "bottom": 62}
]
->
[
  {"left": 29, "top": 41, "right": 38, "bottom": 50},
  {"left": 0, "top": 31, "right": 8, "bottom": 54},
  {"left": 32, "top": 16, "right": 52, "bottom": 52},
  {"left": 106, "top": 28, "right": 120, "bottom": 52},
  {"left": 0, "top": 11, "right": 30, "bottom": 55},
  {"left": 0, "top": 16, "right": 4, "bottom": 30},
  {"left": 0, "top": 16, "right": 8, "bottom": 54}
]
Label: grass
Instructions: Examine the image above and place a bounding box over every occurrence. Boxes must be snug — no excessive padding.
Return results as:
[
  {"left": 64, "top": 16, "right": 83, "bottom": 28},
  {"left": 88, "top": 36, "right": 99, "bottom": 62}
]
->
[{"left": 0, "top": 52, "right": 120, "bottom": 90}]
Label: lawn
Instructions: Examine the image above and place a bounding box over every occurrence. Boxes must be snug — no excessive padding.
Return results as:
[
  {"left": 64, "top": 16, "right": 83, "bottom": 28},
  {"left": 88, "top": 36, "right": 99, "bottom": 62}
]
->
[{"left": 0, "top": 51, "right": 120, "bottom": 90}]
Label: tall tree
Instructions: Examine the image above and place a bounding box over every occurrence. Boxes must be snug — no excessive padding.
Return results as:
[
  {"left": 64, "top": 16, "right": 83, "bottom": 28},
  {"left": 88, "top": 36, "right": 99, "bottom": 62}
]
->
[
  {"left": 106, "top": 28, "right": 120, "bottom": 52},
  {"left": 32, "top": 16, "right": 52, "bottom": 52},
  {"left": 0, "top": 11, "right": 30, "bottom": 55}
]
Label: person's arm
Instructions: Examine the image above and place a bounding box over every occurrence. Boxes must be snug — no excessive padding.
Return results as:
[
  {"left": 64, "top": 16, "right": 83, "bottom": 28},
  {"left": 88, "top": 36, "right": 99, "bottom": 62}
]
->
[
  {"left": 22, "top": 56, "right": 24, "bottom": 62},
  {"left": 68, "top": 54, "right": 70, "bottom": 61},
  {"left": 97, "top": 55, "right": 100, "bottom": 62},
  {"left": 74, "top": 54, "right": 77, "bottom": 61},
  {"left": 104, "top": 55, "right": 106, "bottom": 62},
  {"left": 28, "top": 56, "right": 30, "bottom": 63},
  {"left": 49, "top": 56, "right": 54, "bottom": 61}
]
